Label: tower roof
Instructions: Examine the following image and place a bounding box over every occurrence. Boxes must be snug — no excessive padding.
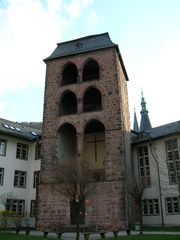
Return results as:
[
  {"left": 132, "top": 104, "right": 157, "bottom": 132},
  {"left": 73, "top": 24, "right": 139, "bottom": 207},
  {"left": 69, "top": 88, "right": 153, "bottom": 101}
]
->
[
  {"left": 44, "top": 32, "right": 129, "bottom": 81},
  {"left": 140, "top": 91, "right": 152, "bottom": 132},
  {"left": 133, "top": 109, "right": 139, "bottom": 132}
]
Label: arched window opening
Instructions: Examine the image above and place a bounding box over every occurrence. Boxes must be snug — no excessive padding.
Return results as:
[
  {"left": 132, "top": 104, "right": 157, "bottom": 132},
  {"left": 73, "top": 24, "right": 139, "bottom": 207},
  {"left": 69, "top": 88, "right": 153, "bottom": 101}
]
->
[
  {"left": 62, "top": 63, "right": 78, "bottom": 85},
  {"left": 56, "top": 123, "right": 77, "bottom": 163},
  {"left": 83, "top": 88, "right": 102, "bottom": 112},
  {"left": 60, "top": 92, "right": 77, "bottom": 115},
  {"left": 83, "top": 120, "right": 105, "bottom": 181},
  {"left": 83, "top": 60, "right": 100, "bottom": 81}
]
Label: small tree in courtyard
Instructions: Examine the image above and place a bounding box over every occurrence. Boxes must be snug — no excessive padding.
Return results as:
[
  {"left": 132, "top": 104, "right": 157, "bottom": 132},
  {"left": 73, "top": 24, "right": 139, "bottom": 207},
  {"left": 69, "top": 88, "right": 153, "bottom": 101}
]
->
[
  {"left": 55, "top": 160, "right": 96, "bottom": 240},
  {"left": 128, "top": 175, "right": 147, "bottom": 235}
]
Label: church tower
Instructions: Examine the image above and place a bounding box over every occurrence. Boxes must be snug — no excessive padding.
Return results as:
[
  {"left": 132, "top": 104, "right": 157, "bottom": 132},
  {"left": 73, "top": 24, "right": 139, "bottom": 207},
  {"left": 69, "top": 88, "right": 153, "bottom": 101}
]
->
[
  {"left": 140, "top": 91, "right": 152, "bottom": 131},
  {"left": 37, "top": 33, "right": 131, "bottom": 231}
]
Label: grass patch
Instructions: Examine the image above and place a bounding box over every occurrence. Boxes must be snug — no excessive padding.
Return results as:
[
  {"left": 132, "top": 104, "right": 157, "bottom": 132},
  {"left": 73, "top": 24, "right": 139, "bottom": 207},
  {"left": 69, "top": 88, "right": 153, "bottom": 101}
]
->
[
  {"left": 1, "top": 232, "right": 180, "bottom": 240},
  {"left": 109, "top": 235, "right": 180, "bottom": 240},
  {"left": 0, "top": 232, "right": 54, "bottom": 240},
  {"left": 143, "top": 226, "right": 180, "bottom": 232}
]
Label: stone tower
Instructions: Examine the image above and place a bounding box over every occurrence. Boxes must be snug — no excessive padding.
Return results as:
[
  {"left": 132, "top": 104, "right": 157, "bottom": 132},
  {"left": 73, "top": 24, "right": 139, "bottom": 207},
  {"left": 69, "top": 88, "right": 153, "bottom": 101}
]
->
[{"left": 37, "top": 33, "right": 131, "bottom": 232}]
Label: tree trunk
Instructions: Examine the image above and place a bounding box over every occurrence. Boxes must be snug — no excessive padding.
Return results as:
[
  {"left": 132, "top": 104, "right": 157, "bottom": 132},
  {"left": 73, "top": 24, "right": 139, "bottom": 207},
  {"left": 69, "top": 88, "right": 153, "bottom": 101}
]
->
[
  {"left": 76, "top": 205, "right": 80, "bottom": 240},
  {"left": 139, "top": 202, "right": 143, "bottom": 235},
  {"left": 76, "top": 216, "right": 80, "bottom": 240}
]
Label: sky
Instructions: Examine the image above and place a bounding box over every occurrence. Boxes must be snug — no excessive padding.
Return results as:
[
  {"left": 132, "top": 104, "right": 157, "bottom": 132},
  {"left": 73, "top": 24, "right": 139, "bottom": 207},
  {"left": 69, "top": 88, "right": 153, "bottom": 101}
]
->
[{"left": 0, "top": 0, "right": 180, "bottom": 128}]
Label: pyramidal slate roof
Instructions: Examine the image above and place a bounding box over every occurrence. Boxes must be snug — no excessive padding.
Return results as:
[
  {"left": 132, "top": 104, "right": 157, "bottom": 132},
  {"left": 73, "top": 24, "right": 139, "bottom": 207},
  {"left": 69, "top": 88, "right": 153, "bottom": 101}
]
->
[
  {"left": 132, "top": 120, "right": 180, "bottom": 144},
  {"left": 0, "top": 118, "right": 42, "bottom": 141},
  {"left": 44, "top": 32, "right": 129, "bottom": 81}
]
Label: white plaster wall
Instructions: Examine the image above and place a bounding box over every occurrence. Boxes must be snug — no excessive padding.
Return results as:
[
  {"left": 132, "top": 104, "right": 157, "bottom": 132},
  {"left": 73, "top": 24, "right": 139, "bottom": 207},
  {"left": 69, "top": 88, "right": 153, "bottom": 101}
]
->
[
  {"left": 0, "top": 133, "right": 41, "bottom": 226},
  {"left": 133, "top": 134, "right": 180, "bottom": 226}
]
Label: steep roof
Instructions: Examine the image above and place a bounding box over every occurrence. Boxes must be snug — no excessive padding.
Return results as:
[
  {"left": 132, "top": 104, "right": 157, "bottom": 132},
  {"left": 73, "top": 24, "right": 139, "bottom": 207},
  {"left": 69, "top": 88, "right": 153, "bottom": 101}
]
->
[
  {"left": 0, "top": 118, "right": 42, "bottom": 141},
  {"left": 132, "top": 120, "right": 180, "bottom": 144},
  {"left": 140, "top": 92, "right": 152, "bottom": 131},
  {"left": 133, "top": 109, "right": 139, "bottom": 132},
  {"left": 44, "top": 32, "right": 129, "bottom": 81}
]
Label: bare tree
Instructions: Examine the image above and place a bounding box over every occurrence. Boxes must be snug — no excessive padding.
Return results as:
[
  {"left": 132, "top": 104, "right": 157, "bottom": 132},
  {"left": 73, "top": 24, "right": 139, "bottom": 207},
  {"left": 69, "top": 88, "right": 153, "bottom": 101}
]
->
[
  {"left": 128, "top": 175, "right": 147, "bottom": 235},
  {"left": 55, "top": 160, "right": 96, "bottom": 240}
]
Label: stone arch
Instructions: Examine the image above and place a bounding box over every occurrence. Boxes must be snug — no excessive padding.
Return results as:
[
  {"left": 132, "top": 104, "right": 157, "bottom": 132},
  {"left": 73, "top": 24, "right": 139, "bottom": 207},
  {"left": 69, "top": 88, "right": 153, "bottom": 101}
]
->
[
  {"left": 83, "top": 87, "right": 102, "bottom": 112},
  {"left": 83, "top": 58, "right": 100, "bottom": 81},
  {"left": 62, "top": 62, "right": 78, "bottom": 85},
  {"left": 59, "top": 90, "right": 77, "bottom": 115},
  {"left": 56, "top": 123, "right": 77, "bottom": 163},
  {"left": 83, "top": 119, "right": 106, "bottom": 177}
]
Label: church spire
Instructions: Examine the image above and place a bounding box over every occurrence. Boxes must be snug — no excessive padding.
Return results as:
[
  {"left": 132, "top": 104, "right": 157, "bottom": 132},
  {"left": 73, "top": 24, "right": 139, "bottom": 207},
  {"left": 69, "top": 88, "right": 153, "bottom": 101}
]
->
[
  {"left": 133, "top": 109, "right": 139, "bottom": 132},
  {"left": 140, "top": 91, "right": 152, "bottom": 132}
]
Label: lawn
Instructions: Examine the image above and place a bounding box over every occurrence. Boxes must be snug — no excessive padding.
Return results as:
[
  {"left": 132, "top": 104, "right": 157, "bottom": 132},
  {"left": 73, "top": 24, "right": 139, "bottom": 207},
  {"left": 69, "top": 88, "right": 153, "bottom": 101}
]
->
[
  {"left": 0, "top": 232, "right": 54, "bottom": 240},
  {"left": 143, "top": 226, "right": 180, "bottom": 232},
  {"left": 1, "top": 233, "right": 180, "bottom": 240}
]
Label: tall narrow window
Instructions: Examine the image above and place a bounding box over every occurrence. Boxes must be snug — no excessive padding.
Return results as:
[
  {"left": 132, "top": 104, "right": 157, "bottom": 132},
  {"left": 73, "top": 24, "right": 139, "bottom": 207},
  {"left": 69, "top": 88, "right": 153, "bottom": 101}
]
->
[
  {"left": 137, "top": 146, "right": 151, "bottom": 186},
  {"left": 0, "top": 168, "right": 4, "bottom": 186},
  {"left": 33, "top": 171, "right": 40, "bottom": 188},
  {"left": 0, "top": 139, "right": 7, "bottom": 156},
  {"left": 35, "top": 142, "right": 41, "bottom": 160},
  {"left": 14, "top": 170, "right": 27, "bottom": 188},
  {"left": 30, "top": 200, "right": 36, "bottom": 217},
  {"left": 165, "top": 138, "right": 180, "bottom": 184},
  {"left": 83, "top": 60, "right": 100, "bottom": 81},
  {"left": 16, "top": 143, "right": 28, "bottom": 160}
]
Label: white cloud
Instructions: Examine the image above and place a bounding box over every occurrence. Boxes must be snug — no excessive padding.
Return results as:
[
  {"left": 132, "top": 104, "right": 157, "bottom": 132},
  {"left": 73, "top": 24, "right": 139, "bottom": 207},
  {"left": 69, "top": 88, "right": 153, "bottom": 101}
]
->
[
  {"left": 64, "top": 0, "right": 93, "bottom": 19},
  {"left": 0, "top": 0, "right": 95, "bottom": 96},
  {"left": 88, "top": 9, "right": 99, "bottom": 26}
]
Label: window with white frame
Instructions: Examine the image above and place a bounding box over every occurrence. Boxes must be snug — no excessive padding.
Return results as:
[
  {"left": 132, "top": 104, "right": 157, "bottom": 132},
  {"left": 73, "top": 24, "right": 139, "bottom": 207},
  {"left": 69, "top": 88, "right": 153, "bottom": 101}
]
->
[
  {"left": 35, "top": 142, "right": 41, "bottom": 160},
  {"left": 33, "top": 171, "right": 40, "bottom": 188},
  {"left": 14, "top": 170, "right": 27, "bottom": 188},
  {"left": 16, "top": 142, "right": 28, "bottom": 160},
  {"left": 165, "top": 138, "right": 180, "bottom": 184},
  {"left": 142, "top": 199, "right": 160, "bottom": 215},
  {"left": 0, "top": 139, "right": 7, "bottom": 156},
  {"left": 6, "top": 199, "right": 25, "bottom": 215},
  {"left": 165, "top": 197, "right": 180, "bottom": 214},
  {"left": 0, "top": 168, "right": 4, "bottom": 186},
  {"left": 137, "top": 146, "right": 151, "bottom": 186},
  {"left": 30, "top": 200, "right": 36, "bottom": 217}
]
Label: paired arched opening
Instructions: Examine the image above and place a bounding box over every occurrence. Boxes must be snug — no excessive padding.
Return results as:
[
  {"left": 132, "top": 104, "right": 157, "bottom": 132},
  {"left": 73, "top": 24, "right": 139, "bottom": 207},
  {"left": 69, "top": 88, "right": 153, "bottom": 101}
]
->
[
  {"left": 83, "top": 88, "right": 102, "bottom": 112},
  {"left": 62, "top": 63, "right": 78, "bottom": 85},
  {"left": 83, "top": 120, "right": 105, "bottom": 172},
  {"left": 56, "top": 123, "right": 77, "bottom": 163},
  {"left": 60, "top": 91, "right": 77, "bottom": 115},
  {"left": 83, "top": 59, "right": 100, "bottom": 81}
]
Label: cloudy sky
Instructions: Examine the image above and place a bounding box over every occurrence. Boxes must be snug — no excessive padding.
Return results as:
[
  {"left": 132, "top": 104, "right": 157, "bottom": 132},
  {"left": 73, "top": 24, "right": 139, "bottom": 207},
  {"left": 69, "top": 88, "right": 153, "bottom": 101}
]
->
[{"left": 0, "top": 0, "right": 180, "bottom": 128}]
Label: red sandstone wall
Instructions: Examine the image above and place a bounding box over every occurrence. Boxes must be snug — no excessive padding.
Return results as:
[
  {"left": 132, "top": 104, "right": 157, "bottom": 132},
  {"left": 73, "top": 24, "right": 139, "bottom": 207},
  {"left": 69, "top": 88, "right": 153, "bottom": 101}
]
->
[{"left": 37, "top": 47, "right": 131, "bottom": 231}]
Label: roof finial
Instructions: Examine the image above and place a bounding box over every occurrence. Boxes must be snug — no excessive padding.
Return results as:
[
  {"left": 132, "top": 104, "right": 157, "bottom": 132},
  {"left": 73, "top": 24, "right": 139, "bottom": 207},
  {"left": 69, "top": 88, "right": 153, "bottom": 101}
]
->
[{"left": 140, "top": 90, "right": 152, "bottom": 131}]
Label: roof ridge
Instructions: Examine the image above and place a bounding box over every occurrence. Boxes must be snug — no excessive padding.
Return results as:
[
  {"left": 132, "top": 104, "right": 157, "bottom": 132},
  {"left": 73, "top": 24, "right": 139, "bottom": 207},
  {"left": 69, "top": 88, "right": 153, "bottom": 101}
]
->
[{"left": 57, "top": 32, "right": 109, "bottom": 45}]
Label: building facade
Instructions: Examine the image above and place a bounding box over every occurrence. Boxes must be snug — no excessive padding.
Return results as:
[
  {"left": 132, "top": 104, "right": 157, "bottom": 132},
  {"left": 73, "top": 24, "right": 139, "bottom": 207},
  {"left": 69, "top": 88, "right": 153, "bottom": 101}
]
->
[
  {"left": 37, "top": 33, "right": 131, "bottom": 231},
  {"left": 0, "top": 118, "right": 41, "bottom": 227},
  {"left": 132, "top": 94, "right": 180, "bottom": 226}
]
